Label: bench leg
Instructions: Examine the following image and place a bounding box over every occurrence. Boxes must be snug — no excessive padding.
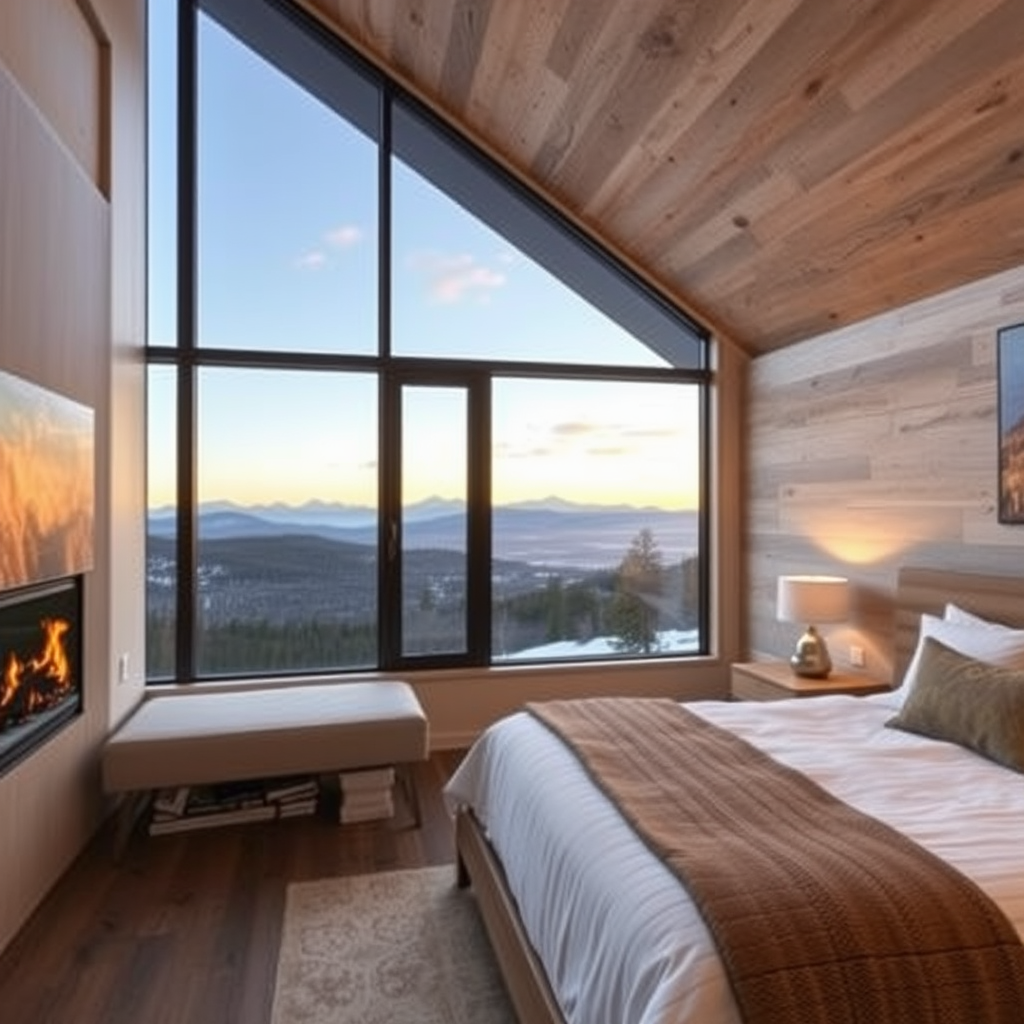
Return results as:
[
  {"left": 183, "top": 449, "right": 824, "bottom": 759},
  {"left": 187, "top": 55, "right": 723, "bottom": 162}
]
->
[
  {"left": 111, "top": 791, "right": 151, "bottom": 862},
  {"left": 396, "top": 763, "right": 422, "bottom": 828}
]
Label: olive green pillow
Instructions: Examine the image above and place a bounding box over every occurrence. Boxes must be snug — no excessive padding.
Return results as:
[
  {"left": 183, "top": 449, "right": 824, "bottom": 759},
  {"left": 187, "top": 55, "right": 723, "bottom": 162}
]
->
[{"left": 887, "top": 635, "right": 1024, "bottom": 773}]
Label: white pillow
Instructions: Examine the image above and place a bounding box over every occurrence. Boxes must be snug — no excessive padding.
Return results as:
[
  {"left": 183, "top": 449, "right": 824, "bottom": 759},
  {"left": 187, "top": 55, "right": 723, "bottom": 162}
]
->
[
  {"left": 896, "top": 613, "right": 1024, "bottom": 707},
  {"left": 944, "top": 603, "right": 1014, "bottom": 631}
]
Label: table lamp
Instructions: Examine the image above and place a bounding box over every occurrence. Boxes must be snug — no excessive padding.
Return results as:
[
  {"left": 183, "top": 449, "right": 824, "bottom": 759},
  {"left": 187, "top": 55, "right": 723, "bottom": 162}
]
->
[{"left": 776, "top": 575, "right": 849, "bottom": 678}]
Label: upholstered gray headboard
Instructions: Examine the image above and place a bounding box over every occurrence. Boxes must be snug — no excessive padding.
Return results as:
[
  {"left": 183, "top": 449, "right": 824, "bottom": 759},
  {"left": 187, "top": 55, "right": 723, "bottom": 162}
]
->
[{"left": 894, "top": 567, "right": 1024, "bottom": 683}]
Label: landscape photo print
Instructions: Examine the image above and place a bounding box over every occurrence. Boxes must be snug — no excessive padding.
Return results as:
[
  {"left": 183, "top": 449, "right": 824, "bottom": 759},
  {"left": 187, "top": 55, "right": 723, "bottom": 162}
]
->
[
  {"left": 998, "top": 322, "right": 1024, "bottom": 524},
  {"left": 0, "top": 370, "right": 95, "bottom": 589}
]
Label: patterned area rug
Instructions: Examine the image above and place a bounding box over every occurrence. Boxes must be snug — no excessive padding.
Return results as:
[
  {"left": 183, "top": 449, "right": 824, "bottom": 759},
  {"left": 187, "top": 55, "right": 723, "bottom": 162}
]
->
[{"left": 270, "top": 865, "right": 518, "bottom": 1024}]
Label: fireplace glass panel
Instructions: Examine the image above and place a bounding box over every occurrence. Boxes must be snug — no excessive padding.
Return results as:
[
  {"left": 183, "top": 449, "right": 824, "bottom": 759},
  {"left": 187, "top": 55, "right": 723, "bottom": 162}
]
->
[{"left": 0, "top": 577, "right": 83, "bottom": 776}]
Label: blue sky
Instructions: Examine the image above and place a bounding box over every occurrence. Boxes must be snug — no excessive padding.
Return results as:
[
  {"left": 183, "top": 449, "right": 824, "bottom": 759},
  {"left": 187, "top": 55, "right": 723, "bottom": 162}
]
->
[{"left": 146, "top": 7, "right": 700, "bottom": 511}]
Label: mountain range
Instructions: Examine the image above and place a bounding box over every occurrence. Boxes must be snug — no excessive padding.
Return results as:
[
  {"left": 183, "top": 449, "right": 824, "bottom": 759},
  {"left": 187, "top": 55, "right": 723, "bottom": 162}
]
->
[{"left": 148, "top": 497, "right": 699, "bottom": 569}]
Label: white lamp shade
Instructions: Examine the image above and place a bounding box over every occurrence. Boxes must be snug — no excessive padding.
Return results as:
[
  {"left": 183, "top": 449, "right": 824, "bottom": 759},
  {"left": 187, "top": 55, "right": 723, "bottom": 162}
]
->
[{"left": 776, "top": 575, "right": 849, "bottom": 624}]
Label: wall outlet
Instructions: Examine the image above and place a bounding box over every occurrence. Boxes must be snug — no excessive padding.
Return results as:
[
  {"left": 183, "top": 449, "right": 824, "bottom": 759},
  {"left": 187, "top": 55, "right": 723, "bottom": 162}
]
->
[
  {"left": 118, "top": 653, "right": 130, "bottom": 684},
  {"left": 849, "top": 645, "right": 865, "bottom": 669}
]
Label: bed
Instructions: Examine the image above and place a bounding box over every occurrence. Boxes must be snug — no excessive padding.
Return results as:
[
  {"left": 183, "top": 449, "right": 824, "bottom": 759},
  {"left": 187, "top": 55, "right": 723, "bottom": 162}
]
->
[{"left": 444, "top": 567, "right": 1024, "bottom": 1023}]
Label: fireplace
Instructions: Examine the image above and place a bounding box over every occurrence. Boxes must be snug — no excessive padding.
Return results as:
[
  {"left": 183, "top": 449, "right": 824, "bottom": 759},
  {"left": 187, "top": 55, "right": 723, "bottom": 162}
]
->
[
  {"left": 0, "top": 369, "right": 92, "bottom": 774},
  {"left": 0, "top": 577, "right": 83, "bottom": 776}
]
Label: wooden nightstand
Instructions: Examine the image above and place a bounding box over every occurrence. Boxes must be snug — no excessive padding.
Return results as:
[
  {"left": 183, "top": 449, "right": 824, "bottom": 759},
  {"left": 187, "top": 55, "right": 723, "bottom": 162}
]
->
[{"left": 730, "top": 661, "right": 891, "bottom": 702}]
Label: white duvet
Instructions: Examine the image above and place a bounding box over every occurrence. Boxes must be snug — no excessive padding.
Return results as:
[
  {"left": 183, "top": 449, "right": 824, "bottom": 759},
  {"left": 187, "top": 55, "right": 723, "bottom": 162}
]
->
[{"left": 444, "top": 692, "right": 1024, "bottom": 1024}]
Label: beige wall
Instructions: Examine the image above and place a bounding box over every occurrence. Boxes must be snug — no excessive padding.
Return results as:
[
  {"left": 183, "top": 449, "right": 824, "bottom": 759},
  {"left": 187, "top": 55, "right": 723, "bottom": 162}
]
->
[
  {"left": 0, "top": 0, "right": 145, "bottom": 955},
  {"left": 747, "top": 265, "right": 1024, "bottom": 684}
]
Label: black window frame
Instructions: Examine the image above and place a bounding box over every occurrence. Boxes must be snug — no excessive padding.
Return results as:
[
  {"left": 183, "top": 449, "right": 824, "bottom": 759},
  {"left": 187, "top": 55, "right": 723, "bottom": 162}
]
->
[{"left": 146, "top": 0, "right": 713, "bottom": 683}]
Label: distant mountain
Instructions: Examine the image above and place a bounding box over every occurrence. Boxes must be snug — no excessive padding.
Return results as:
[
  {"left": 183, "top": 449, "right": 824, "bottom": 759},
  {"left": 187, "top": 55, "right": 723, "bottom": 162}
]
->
[
  {"left": 502, "top": 495, "right": 667, "bottom": 515},
  {"left": 149, "top": 495, "right": 686, "bottom": 525},
  {"left": 491, "top": 506, "right": 698, "bottom": 566},
  {"left": 148, "top": 499, "right": 378, "bottom": 533},
  {"left": 148, "top": 497, "right": 699, "bottom": 568},
  {"left": 148, "top": 495, "right": 471, "bottom": 533}
]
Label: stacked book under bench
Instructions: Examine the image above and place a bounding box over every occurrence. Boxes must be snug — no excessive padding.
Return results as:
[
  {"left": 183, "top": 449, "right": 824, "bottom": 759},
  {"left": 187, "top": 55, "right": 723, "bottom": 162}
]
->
[
  {"left": 148, "top": 774, "right": 321, "bottom": 835},
  {"left": 339, "top": 766, "right": 396, "bottom": 823}
]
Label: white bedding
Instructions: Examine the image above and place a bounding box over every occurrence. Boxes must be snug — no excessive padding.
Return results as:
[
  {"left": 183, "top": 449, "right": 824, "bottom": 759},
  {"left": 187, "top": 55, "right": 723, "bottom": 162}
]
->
[{"left": 444, "top": 692, "right": 1024, "bottom": 1024}]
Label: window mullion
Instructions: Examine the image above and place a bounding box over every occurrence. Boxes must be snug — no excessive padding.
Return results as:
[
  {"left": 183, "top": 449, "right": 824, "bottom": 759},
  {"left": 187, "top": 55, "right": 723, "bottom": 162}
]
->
[
  {"left": 175, "top": 0, "right": 198, "bottom": 683},
  {"left": 378, "top": 375, "right": 402, "bottom": 666},
  {"left": 466, "top": 376, "right": 492, "bottom": 663},
  {"left": 378, "top": 92, "right": 399, "bottom": 667}
]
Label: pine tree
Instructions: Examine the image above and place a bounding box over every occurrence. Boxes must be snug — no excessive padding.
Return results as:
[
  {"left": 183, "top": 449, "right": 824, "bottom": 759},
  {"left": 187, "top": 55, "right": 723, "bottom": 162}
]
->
[{"left": 607, "top": 528, "right": 664, "bottom": 654}]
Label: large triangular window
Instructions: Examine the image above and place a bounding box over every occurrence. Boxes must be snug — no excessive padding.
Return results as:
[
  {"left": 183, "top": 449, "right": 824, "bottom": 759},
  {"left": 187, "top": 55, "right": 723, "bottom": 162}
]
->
[{"left": 146, "top": 0, "right": 710, "bottom": 682}]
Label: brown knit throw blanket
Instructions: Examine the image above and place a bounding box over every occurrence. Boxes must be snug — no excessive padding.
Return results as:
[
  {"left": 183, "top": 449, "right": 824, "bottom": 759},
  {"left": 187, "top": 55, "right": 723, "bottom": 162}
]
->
[{"left": 528, "top": 697, "right": 1024, "bottom": 1024}]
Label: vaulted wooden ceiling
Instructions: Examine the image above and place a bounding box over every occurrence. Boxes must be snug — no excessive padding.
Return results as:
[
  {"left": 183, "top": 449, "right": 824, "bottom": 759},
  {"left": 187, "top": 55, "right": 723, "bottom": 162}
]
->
[{"left": 295, "top": 0, "right": 1024, "bottom": 356}]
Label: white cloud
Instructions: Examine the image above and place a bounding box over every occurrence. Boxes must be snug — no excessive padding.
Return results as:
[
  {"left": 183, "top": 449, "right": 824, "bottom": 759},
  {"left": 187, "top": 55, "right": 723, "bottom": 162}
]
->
[
  {"left": 407, "top": 250, "right": 506, "bottom": 304},
  {"left": 553, "top": 421, "right": 598, "bottom": 438},
  {"left": 326, "top": 224, "right": 363, "bottom": 249},
  {"left": 295, "top": 224, "right": 364, "bottom": 271}
]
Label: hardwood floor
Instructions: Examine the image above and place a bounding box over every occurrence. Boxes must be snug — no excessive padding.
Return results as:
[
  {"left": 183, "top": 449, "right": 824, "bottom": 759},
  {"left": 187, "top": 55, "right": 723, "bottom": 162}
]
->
[{"left": 0, "top": 750, "right": 466, "bottom": 1024}]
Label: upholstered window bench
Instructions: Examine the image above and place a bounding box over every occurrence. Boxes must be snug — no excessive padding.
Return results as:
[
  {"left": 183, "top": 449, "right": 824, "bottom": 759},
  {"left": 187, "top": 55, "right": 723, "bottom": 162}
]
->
[{"left": 101, "top": 680, "right": 429, "bottom": 854}]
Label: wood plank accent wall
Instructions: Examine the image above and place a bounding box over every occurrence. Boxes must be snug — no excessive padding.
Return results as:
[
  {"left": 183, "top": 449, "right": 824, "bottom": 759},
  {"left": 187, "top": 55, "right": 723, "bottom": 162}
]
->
[{"left": 747, "top": 265, "right": 1024, "bottom": 684}]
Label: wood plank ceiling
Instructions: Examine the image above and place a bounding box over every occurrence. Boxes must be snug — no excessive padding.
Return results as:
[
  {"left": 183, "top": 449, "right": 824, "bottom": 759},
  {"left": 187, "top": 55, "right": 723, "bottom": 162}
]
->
[{"left": 296, "top": 0, "right": 1024, "bottom": 356}]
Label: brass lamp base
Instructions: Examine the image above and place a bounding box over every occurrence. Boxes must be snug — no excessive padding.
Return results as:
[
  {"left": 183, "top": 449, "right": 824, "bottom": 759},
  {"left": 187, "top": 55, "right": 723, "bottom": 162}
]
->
[{"left": 790, "top": 625, "right": 832, "bottom": 679}]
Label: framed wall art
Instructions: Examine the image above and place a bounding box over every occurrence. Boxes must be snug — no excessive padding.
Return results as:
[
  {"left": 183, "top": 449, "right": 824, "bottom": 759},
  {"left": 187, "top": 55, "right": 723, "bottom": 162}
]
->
[
  {"left": 0, "top": 369, "right": 94, "bottom": 589},
  {"left": 998, "top": 322, "right": 1024, "bottom": 524}
]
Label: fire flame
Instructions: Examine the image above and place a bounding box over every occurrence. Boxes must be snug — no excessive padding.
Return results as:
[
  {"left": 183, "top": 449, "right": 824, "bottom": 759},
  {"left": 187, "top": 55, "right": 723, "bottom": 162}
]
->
[{"left": 1, "top": 617, "right": 73, "bottom": 719}]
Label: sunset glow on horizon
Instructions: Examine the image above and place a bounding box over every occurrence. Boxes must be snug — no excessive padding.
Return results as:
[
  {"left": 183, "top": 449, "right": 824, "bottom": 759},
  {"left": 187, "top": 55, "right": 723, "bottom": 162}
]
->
[{"left": 146, "top": 371, "right": 699, "bottom": 513}]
